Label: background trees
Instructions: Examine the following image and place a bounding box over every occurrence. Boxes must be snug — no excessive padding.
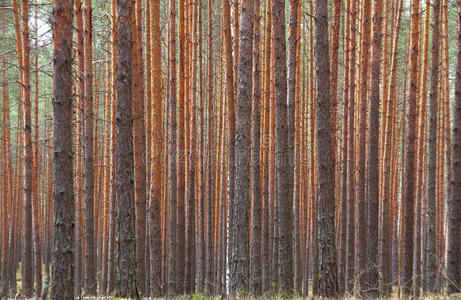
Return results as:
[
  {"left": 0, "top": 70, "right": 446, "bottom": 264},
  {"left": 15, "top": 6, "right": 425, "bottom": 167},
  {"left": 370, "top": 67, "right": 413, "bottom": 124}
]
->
[{"left": 0, "top": 0, "right": 460, "bottom": 298}]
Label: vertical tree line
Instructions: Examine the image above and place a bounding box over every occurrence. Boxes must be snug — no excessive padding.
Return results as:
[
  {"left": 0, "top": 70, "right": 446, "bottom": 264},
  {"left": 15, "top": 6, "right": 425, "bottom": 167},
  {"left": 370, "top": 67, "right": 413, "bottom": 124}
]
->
[{"left": 0, "top": 0, "right": 461, "bottom": 299}]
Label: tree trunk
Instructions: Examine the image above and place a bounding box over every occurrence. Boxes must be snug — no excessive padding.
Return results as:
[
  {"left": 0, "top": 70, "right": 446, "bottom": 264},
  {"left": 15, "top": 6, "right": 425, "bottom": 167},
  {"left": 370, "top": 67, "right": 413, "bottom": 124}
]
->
[
  {"left": 250, "top": 0, "right": 262, "bottom": 294},
  {"left": 401, "top": 0, "right": 420, "bottom": 295},
  {"left": 287, "top": 0, "right": 299, "bottom": 292},
  {"left": 83, "top": 0, "right": 96, "bottom": 294},
  {"left": 313, "top": 0, "right": 338, "bottom": 297},
  {"left": 366, "top": 0, "right": 383, "bottom": 295},
  {"left": 356, "top": 0, "right": 371, "bottom": 292},
  {"left": 206, "top": 0, "right": 217, "bottom": 294},
  {"left": 21, "top": 0, "right": 33, "bottom": 296},
  {"left": 114, "top": 0, "right": 138, "bottom": 297},
  {"left": 447, "top": 0, "right": 461, "bottom": 293},
  {"left": 223, "top": 0, "right": 236, "bottom": 293},
  {"left": 1, "top": 29, "right": 10, "bottom": 297},
  {"left": 51, "top": 0, "right": 75, "bottom": 298},
  {"left": 426, "top": 0, "right": 441, "bottom": 292},
  {"left": 229, "top": 0, "right": 254, "bottom": 294},
  {"left": 131, "top": 0, "right": 147, "bottom": 295},
  {"left": 271, "top": 0, "right": 293, "bottom": 293},
  {"left": 149, "top": 0, "right": 163, "bottom": 296},
  {"left": 167, "top": 0, "right": 178, "bottom": 294},
  {"left": 345, "top": 0, "right": 357, "bottom": 293}
]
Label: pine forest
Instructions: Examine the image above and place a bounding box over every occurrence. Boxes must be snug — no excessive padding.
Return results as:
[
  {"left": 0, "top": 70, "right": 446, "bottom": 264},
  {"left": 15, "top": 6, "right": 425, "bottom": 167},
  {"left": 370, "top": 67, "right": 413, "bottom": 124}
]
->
[{"left": 1, "top": 0, "right": 461, "bottom": 299}]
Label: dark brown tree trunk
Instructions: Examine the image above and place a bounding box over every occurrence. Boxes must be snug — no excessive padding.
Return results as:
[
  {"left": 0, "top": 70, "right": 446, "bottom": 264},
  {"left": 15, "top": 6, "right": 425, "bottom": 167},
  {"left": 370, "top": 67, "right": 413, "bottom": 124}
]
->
[
  {"left": 83, "top": 0, "right": 96, "bottom": 294},
  {"left": 271, "top": 0, "right": 293, "bottom": 293},
  {"left": 287, "top": 0, "right": 299, "bottom": 293},
  {"left": 21, "top": 0, "right": 33, "bottom": 296},
  {"left": 401, "top": 0, "right": 420, "bottom": 295},
  {"left": 313, "top": 0, "right": 338, "bottom": 297},
  {"left": 206, "top": 0, "right": 217, "bottom": 295},
  {"left": 345, "top": 0, "right": 357, "bottom": 293},
  {"left": 114, "top": 0, "right": 138, "bottom": 297},
  {"left": 339, "top": 0, "right": 351, "bottom": 292},
  {"left": 229, "top": 0, "right": 254, "bottom": 294},
  {"left": 426, "top": 0, "right": 441, "bottom": 292},
  {"left": 356, "top": 0, "right": 371, "bottom": 292},
  {"left": 167, "top": 0, "right": 178, "bottom": 295},
  {"left": 366, "top": 0, "right": 383, "bottom": 295},
  {"left": 51, "top": 0, "right": 75, "bottom": 298},
  {"left": 447, "top": 0, "right": 461, "bottom": 293},
  {"left": 250, "top": 0, "right": 262, "bottom": 294}
]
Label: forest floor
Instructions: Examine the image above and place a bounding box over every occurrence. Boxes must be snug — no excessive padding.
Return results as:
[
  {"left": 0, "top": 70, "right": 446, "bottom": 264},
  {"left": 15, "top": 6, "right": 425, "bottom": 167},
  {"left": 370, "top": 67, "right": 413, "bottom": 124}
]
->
[{"left": 9, "top": 270, "right": 461, "bottom": 300}]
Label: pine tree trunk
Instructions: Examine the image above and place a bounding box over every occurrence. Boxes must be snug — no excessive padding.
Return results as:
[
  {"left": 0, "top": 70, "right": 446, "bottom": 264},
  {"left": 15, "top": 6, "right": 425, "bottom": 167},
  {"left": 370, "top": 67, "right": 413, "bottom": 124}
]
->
[
  {"left": 271, "top": 0, "right": 293, "bottom": 293},
  {"left": 131, "top": 0, "right": 147, "bottom": 295},
  {"left": 356, "top": 1, "right": 371, "bottom": 292},
  {"left": 148, "top": 0, "right": 163, "bottom": 296},
  {"left": 345, "top": 0, "right": 357, "bottom": 293},
  {"left": 366, "top": 0, "right": 383, "bottom": 295},
  {"left": 223, "top": 0, "right": 236, "bottom": 292},
  {"left": 0, "top": 31, "right": 10, "bottom": 297},
  {"left": 425, "top": 0, "right": 441, "bottom": 293},
  {"left": 401, "top": 0, "right": 420, "bottom": 295},
  {"left": 51, "top": 0, "right": 75, "bottom": 298},
  {"left": 229, "top": 0, "right": 254, "bottom": 294},
  {"left": 447, "top": 0, "right": 461, "bottom": 293},
  {"left": 313, "top": 0, "right": 338, "bottom": 297},
  {"left": 21, "top": 0, "right": 33, "bottom": 296},
  {"left": 184, "top": 0, "right": 197, "bottom": 293},
  {"left": 167, "top": 0, "right": 178, "bottom": 294},
  {"left": 114, "top": 0, "right": 138, "bottom": 296},
  {"left": 206, "top": 0, "right": 217, "bottom": 294},
  {"left": 250, "top": 0, "right": 262, "bottom": 294},
  {"left": 82, "top": 0, "right": 96, "bottom": 294},
  {"left": 287, "top": 0, "right": 299, "bottom": 292}
]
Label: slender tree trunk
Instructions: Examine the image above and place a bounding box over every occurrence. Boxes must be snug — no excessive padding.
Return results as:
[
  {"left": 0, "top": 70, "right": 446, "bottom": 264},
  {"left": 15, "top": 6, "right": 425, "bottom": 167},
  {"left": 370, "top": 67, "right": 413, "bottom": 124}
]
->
[
  {"left": 223, "top": 0, "right": 236, "bottom": 292},
  {"left": 271, "top": 0, "right": 293, "bottom": 293},
  {"left": 114, "top": 0, "right": 138, "bottom": 296},
  {"left": 426, "top": 0, "right": 440, "bottom": 292},
  {"left": 176, "top": 0, "right": 186, "bottom": 291},
  {"left": 287, "top": 0, "right": 299, "bottom": 293},
  {"left": 184, "top": 0, "right": 197, "bottom": 293},
  {"left": 366, "top": 0, "right": 383, "bottom": 295},
  {"left": 82, "top": 0, "right": 96, "bottom": 294},
  {"left": 107, "top": 0, "right": 117, "bottom": 294},
  {"left": 313, "top": 0, "right": 338, "bottom": 297},
  {"left": 229, "top": 0, "right": 254, "bottom": 294},
  {"left": 447, "top": 0, "right": 461, "bottom": 293},
  {"left": 261, "top": 0, "right": 272, "bottom": 292},
  {"left": 149, "top": 0, "right": 163, "bottom": 296},
  {"left": 206, "top": 0, "right": 216, "bottom": 294},
  {"left": 345, "top": 0, "right": 357, "bottom": 293},
  {"left": 51, "top": 0, "right": 75, "bottom": 297},
  {"left": 21, "top": 0, "right": 33, "bottom": 296},
  {"left": 167, "top": 0, "right": 178, "bottom": 294},
  {"left": 356, "top": 2, "right": 371, "bottom": 291},
  {"left": 401, "top": 0, "right": 420, "bottom": 295},
  {"left": 1, "top": 29, "right": 10, "bottom": 297},
  {"left": 130, "top": 0, "right": 147, "bottom": 295},
  {"left": 250, "top": 0, "right": 262, "bottom": 294}
]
